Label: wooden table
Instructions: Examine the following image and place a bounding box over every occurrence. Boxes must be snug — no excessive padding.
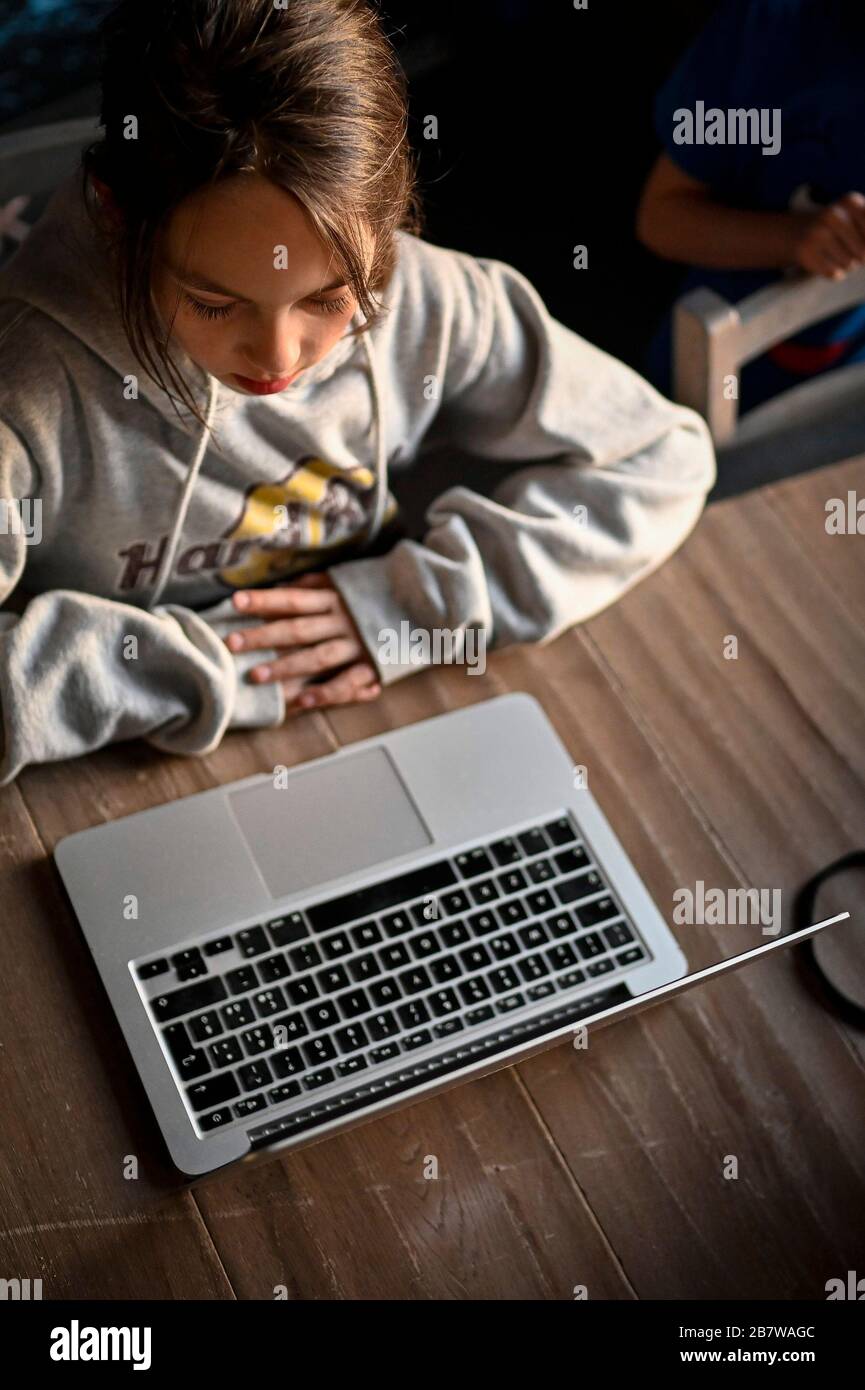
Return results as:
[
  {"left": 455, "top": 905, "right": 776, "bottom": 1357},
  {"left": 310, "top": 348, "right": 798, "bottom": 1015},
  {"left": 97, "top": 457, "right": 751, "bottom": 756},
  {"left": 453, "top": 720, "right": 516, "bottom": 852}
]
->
[{"left": 2, "top": 453, "right": 864, "bottom": 1301}]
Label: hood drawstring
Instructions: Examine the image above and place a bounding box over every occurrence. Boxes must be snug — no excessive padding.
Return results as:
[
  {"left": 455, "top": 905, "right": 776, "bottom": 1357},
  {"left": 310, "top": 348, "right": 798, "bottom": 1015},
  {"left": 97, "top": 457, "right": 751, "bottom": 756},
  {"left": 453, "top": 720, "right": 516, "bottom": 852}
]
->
[
  {"left": 147, "top": 376, "right": 220, "bottom": 611},
  {"left": 146, "top": 326, "right": 386, "bottom": 610}
]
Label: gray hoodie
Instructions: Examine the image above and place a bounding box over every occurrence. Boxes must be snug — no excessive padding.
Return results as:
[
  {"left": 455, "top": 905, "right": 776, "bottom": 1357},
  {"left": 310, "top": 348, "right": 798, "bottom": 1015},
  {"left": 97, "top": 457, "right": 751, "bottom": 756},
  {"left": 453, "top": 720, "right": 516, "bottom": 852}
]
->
[{"left": 0, "top": 171, "right": 715, "bottom": 785}]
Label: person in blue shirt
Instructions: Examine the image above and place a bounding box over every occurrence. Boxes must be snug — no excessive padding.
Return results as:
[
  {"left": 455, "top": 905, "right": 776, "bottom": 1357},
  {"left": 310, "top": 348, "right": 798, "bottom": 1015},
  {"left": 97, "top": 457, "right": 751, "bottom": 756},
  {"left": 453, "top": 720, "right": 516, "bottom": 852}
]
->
[{"left": 637, "top": 0, "right": 865, "bottom": 414}]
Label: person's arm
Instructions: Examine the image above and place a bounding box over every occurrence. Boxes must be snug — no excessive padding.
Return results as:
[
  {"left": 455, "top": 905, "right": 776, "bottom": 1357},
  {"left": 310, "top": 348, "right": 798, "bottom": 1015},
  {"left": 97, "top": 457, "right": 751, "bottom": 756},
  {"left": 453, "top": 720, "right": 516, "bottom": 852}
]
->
[
  {"left": 328, "top": 252, "right": 716, "bottom": 684},
  {"left": 637, "top": 152, "right": 865, "bottom": 280},
  {"left": 0, "top": 419, "right": 285, "bottom": 786}
]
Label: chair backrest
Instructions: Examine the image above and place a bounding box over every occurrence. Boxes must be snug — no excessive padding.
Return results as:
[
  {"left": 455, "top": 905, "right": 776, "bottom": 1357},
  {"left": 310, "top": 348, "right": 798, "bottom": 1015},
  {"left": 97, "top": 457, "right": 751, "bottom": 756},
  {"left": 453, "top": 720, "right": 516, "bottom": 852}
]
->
[
  {"left": 0, "top": 117, "right": 101, "bottom": 267},
  {"left": 673, "top": 266, "right": 865, "bottom": 443}
]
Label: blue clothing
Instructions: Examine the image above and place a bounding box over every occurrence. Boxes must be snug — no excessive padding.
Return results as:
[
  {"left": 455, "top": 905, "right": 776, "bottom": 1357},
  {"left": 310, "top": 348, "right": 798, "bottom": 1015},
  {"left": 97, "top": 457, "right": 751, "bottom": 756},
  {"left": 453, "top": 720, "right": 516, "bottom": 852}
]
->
[{"left": 648, "top": 0, "right": 865, "bottom": 412}]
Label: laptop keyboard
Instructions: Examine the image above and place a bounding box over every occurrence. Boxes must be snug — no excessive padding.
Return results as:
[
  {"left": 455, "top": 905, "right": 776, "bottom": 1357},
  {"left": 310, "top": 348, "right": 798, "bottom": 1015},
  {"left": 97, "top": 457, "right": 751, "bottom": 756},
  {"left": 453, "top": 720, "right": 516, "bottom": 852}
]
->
[{"left": 134, "top": 812, "right": 653, "bottom": 1144}]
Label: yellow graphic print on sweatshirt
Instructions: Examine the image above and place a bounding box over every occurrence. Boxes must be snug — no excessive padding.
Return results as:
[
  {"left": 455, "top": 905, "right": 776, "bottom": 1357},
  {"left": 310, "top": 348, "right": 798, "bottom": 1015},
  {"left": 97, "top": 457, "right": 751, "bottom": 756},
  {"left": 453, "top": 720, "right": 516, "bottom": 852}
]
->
[{"left": 219, "top": 455, "right": 398, "bottom": 588}]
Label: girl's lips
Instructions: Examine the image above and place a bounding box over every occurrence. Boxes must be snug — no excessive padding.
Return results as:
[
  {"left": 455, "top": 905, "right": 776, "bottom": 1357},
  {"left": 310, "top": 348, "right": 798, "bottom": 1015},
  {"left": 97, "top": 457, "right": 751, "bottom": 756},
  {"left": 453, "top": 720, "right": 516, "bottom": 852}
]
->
[{"left": 232, "top": 370, "right": 302, "bottom": 395}]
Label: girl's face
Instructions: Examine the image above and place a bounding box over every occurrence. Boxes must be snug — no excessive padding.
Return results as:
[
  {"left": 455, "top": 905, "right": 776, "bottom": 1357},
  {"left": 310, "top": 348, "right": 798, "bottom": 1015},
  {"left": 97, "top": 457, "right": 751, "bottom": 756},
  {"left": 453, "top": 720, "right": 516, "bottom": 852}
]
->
[{"left": 149, "top": 174, "right": 364, "bottom": 397}]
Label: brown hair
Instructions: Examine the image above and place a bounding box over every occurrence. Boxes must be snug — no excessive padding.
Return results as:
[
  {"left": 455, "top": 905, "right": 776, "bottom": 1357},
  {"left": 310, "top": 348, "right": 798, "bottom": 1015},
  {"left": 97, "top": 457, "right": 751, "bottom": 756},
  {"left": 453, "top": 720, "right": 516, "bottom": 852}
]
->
[{"left": 82, "top": 0, "right": 423, "bottom": 429}]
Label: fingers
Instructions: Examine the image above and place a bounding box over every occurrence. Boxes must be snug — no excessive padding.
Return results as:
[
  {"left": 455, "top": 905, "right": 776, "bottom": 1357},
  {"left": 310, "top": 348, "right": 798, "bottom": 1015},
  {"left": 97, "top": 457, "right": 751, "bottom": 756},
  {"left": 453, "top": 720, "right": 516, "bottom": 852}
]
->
[
  {"left": 288, "top": 662, "right": 382, "bottom": 712},
  {"left": 226, "top": 612, "right": 347, "bottom": 652},
  {"left": 250, "top": 636, "right": 363, "bottom": 682},
  {"left": 232, "top": 583, "right": 337, "bottom": 616}
]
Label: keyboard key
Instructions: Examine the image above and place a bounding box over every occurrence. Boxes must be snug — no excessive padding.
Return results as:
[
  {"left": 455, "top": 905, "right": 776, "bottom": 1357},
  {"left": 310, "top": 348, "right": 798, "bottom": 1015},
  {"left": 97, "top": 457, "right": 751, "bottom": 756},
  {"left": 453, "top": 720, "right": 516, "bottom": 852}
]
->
[
  {"left": 496, "top": 992, "right": 525, "bottom": 1013},
  {"left": 350, "top": 953, "right": 380, "bottom": 983},
  {"left": 266, "top": 913, "right": 307, "bottom": 947},
  {"left": 162, "top": 1022, "right": 210, "bottom": 1079},
  {"left": 234, "top": 1095, "right": 268, "bottom": 1117},
  {"left": 429, "top": 988, "right": 460, "bottom": 1016},
  {"left": 555, "top": 845, "right": 590, "bottom": 875},
  {"left": 468, "top": 911, "right": 497, "bottom": 937},
  {"left": 382, "top": 910, "right": 412, "bottom": 936},
  {"left": 459, "top": 977, "right": 491, "bottom": 1006},
  {"left": 526, "top": 889, "right": 555, "bottom": 915},
  {"left": 337, "top": 1055, "right": 369, "bottom": 1077},
  {"left": 603, "top": 922, "right": 635, "bottom": 949},
  {"left": 519, "top": 954, "right": 549, "bottom": 981},
  {"left": 576, "top": 933, "right": 605, "bottom": 960},
  {"left": 371, "top": 1042, "right": 401, "bottom": 1063},
  {"left": 556, "top": 870, "right": 603, "bottom": 905},
  {"left": 368, "top": 1011, "right": 399, "bottom": 1041},
  {"left": 455, "top": 848, "right": 495, "bottom": 878},
  {"left": 337, "top": 988, "right": 370, "bottom": 1019},
  {"left": 411, "top": 931, "right": 441, "bottom": 960},
  {"left": 208, "top": 1037, "right": 244, "bottom": 1068},
  {"left": 272, "top": 1012, "right": 308, "bottom": 1041},
  {"left": 351, "top": 920, "right": 382, "bottom": 949},
  {"left": 306, "top": 860, "right": 457, "bottom": 933},
  {"left": 171, "top": 948, "right": 207, "bottom": 981},
  {"left": 411, "top": 899, "right": 443, "bottom": 927},
  {"left": 220, "top": 999, "right": 255, "bottom": 1030},
  {"left": 489, "top": 966, "right": 520, "bottom": 994},
  {"left": 489, "top": 933, "right": 520, "bottom": 960},
  {"left": 303, "top": 1036, "right": 337, "bottom": 1067},
  {"left": 496, "top": 900, "right": 528, "bottom": 927},
  {"left": 548, "top": 944, "right": 577, "bottom": 970},
  {"left": 403, "top": 1030, "right": 432, "bottom": 1050},
  {"left": 544, "top": 816, "right": 578, "bottom": 846},
  {"left": 545, "top": 912, "right": 577, "bottom": 938},
  {"left": 227, "top": 966, "right": 258, "bottom": 995},
  {"left": 335, "top": 1023, "right": 369, "bottom": 1053},
  {"left": 461, "top": 943, "right": 492, "bottom": 972},
  {"left": 187, "top": 1072, "right": 240, "bottom": 1113},
  {"left": 304, "top": 1067, "right": 335, "bottom": 1089},
  {"left": 318, "top": 965, "right": 350, "bottom": 994},
  {"left": 399, "top": 966, "right": 432, "bottom": 996},
  {"left": 519, "top": 923, "right": 549, "bottom": 949},
  {"left": 440, "top": 921, "right": 471, "bottom": 948},
  {"left": 527, "top": 981, "right": 555, "bottom": 1000},
  {"left": 617, "top": 947, "right": 646, "bottom": 967},
  {"left": 588, "top": 959, "right": 615, "bottom": 977},
  {"left": 270, "top": 1046, "right": 304, "bottom": 1078},
  {"left": 577, "top": 898, "right": 619, "bottom": 929},
  {"left": 434, "top": 1017, "right": 464, "bottom": 1038},
  {"left": 322, "top": 931, "right": 352, "bottom": 960},
  {"left": 189, "top": 1010, "right": 223, "bottom": 1043},
  {"left": 236, "top": 926, "right": 269, "bottom": 958},
  {"left": 470, "top": 879, "right": 500, "bottom": 906},
  {"left": 380, "top": 943, "right": 411, "bottom": 970},
  {"left": 203, "top": 937, "right": 232, "bottom": 957},
  {"left": 442, "top": 889, "right": 471, "bottom": 915},
  {"left": 241, "top": 1024, "right": 275, "bottom": 1056},
  {"left": 253, "top": 988, "right": 286, "bottom": 1018},
  {"left": 370, "top": 979, "right": 401, "bottom": 1007},
  {"left": 466, "top": 1005, "right": 495, "bottom": 1026},
  {"left": 557, "top": 968, "right": 586, "bottom": 988},
  {"left": 269, "top": 1080, "right": 302, "bottom": 1103},
  {"left": 527, "top": 858, "right": 554, "bottom": 884},
  {"left": 431, "top": 956, "right": 462, "bottom": 983},
  {"left": 489, "top": 836, "right": 521, "bottom": 865},
  {"left": 258, "top": 953, "right": 291, "bottom": 983},
  {"left": 305, "top": 1001, "right": 339, "bottom": 1031},
  {"left": 152, "top": 977, "right": 227, "bottom": 1023},
  {"left": 498, "top": 868, "right": 528, "bottom": 894},
  {"left": 398, "top": 1000, "right": 430, "bottom": 1030},
  {"left": 517, "top": 827, "right": 548, "bottom": 857},
  {"left": 286, "top": 978, "right": 319, "bottom": 1007},
  {"left": 290, "top": 942, "right": 322, "bottom": 972},
  {"left": 237, "top": 1060, "right": 272, "bottom": 1093},
  {"left": 137, "top": 958, "right": 169, "bottom": 980},
  {"left": 200, "top": 1107, "right": 233, "bottom": 1131}
]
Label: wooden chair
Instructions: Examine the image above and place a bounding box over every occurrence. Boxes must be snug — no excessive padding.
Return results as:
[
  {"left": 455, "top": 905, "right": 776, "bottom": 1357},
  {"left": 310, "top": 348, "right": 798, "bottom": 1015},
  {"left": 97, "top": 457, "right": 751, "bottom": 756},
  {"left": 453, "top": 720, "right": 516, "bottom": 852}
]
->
[
  {"left": 0, "top": 116, "right": 100, "bottom": 268},
  {"left": 673, "top": 267, "right": 865, "bottom": 497}
]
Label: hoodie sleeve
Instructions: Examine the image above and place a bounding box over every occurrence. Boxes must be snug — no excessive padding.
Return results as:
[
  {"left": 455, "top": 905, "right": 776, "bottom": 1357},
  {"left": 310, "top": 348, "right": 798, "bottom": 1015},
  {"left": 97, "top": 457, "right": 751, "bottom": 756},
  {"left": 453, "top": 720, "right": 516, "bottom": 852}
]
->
[
  {"left": 0, "top": 418, "right": 284, "bottom": 787},
  {"left": 329, "top": 250, "right": 716, "bottom": 684}
]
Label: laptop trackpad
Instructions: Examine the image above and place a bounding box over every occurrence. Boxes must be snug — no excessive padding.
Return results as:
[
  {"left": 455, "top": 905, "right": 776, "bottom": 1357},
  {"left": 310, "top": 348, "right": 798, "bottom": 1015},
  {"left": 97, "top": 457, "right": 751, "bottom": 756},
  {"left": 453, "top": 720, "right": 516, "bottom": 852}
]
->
[{"left": 227, "top": 746, "right": 433, "bottom": 900}]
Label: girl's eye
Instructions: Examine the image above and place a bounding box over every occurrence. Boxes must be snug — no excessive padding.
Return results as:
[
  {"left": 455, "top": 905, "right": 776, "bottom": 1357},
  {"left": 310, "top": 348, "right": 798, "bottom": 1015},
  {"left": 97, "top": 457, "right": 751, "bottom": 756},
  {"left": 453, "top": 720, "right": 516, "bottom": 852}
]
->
[
  {"left": 183, "top": 293, "right": 235, "bottom": 321},
  {"left": 308, "top": 292, "right": 352, "bottom": 315}
]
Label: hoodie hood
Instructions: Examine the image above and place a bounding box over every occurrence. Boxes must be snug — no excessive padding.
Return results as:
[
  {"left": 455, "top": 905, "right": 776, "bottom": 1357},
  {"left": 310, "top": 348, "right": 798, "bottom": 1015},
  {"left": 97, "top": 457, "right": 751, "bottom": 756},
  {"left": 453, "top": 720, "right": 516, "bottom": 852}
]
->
[{"left": 0, "top": 171, "right": 388, "bottom": 608}]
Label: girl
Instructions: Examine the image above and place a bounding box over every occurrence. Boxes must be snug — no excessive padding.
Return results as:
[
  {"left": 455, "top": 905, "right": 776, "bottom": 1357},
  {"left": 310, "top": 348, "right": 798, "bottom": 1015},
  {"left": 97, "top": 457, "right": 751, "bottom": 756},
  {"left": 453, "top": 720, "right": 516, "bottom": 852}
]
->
[{"left": 0, "top": 0, "right": 714, "bottom": 786}]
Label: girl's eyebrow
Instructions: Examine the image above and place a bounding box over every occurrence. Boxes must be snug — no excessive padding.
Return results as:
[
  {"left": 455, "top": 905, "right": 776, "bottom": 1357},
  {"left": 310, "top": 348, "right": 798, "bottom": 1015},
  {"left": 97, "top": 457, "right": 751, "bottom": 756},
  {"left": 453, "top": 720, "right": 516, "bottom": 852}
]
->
[{"left": 164, "top": 259, "right": 348, "bottom": 299}]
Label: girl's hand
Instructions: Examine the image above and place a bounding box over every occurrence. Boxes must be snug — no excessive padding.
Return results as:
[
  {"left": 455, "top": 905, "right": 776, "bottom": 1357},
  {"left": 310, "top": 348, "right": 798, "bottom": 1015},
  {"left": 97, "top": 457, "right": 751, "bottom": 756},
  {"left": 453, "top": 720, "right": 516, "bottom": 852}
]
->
[{"left": 225, "top": 572, "right": 382, "bottom": 713}]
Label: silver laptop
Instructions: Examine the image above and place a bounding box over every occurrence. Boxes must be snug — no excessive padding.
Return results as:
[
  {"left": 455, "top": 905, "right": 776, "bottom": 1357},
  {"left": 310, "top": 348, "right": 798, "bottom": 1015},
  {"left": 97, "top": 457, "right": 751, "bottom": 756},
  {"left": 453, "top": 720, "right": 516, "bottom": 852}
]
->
[{"left": 53, "top": 692, "right": 847, "bottom": 1180}]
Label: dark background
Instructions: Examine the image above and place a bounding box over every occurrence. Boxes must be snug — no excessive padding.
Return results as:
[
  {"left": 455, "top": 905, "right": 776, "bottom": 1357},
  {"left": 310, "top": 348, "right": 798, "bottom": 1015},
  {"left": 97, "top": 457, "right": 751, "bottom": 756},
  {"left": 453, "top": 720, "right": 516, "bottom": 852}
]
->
[{"left": 0, "top": 0, "right": 720, "bottom": 368}]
